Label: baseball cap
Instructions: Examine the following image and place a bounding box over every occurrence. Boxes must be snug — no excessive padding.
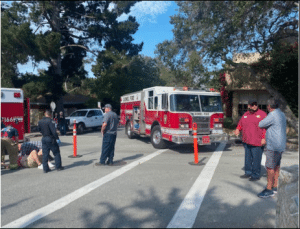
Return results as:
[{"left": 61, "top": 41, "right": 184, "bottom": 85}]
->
[
  {"left": 104, "top": 104, "right": 112, "bottom": 109},
  {"left": 248, "top": 100, "right": 257, "bottom": 106}
]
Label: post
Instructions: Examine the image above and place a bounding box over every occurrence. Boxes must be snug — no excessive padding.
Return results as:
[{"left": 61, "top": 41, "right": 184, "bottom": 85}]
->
[
  {"left": 193, "top": 122, "right": 198, "bottom": 164},
  {"left": 68, "top": 119, "right": 82, "bottom": 158},
  {"left": 73, "top": 119, "right": 77, "bottom": 157}
]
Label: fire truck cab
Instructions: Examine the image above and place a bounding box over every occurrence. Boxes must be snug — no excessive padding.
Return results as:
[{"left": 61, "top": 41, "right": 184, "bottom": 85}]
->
[
  {"left": 1, "top": 88, "right": 30, "bottom": 142},
  {"left": 120, "top": 86, "right": 228, "bottom": 149}
]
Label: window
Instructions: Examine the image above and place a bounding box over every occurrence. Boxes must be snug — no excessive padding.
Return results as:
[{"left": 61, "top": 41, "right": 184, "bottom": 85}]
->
[
  {"left": 95, "top": 110, "right": 103, "bottom": 116},
  {"left": 170, "top": 94, "right": 200, "bottom": 112},
  {"left": 87, "top": 110, "right": 95, "bottom": 117},
  {"left": 200, "top": 95, "right": 222, "bottom": 112},
  {"left": 148, "top": 91, "right": 154, "bottom": 109},
  {"left": 70, "top": 111, "right": 88, "bottom": 117},
  {"left": 162, "top": 93, "right": 168, "bottom": 109},
  {"left": 154, "top": 97, "right": 158, "bottom": 110}
]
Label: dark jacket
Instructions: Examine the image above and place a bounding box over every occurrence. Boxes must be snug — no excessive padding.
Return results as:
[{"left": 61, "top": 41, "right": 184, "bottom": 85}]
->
[{"left": 38, "top": 117, "right": 59, "bottom": 140}]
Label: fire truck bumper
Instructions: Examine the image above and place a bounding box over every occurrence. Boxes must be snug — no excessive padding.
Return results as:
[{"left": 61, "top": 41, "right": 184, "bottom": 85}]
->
[{"left": 170, "top": 133, "right": 228, "bottom": 145}]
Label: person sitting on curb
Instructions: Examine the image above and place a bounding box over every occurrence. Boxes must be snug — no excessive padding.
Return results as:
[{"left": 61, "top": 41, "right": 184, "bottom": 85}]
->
[{"left": 18, "top": 142, "right": 55, "bottom": 169}]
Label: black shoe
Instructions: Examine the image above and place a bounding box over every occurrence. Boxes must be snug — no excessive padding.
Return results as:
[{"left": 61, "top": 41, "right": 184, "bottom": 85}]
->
[
  {"left": 44, "top": 169, "right": 51, "bottom": 173},
  {"left": 240, "top": 174, "right": 251, "bottom": 179},
  {"left": 95, "top": 162, "right": 106, "bottom": 166},
  {"left": 106, "top": 161, "right": 113, "bottom": 165},
  {"left": 57, "top": 167, "right": 64, "bottom": 171},
  {"left": 249, "top": 177, "right": 260, "bottom": 181}
]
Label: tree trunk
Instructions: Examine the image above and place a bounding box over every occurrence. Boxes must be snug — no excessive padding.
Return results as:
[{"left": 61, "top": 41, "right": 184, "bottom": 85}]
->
[
  {"left": 260, "top": 81, "right": 298, "bottom": 134},
  {"left": 50, "top": 1, "right": 64, "bottom": 115}
]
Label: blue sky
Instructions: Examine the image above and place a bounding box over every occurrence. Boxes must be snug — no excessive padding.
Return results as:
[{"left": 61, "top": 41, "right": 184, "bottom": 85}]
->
[{"left": 17, "top": 1, "right": 179, "bottom": 78}]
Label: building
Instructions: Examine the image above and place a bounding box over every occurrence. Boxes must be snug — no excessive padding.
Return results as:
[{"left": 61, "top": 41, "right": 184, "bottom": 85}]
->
[
  {"left": 30, "top": 94, "right": 91, "bottom": 128},
  {"left": 224, "top": 53, "right": 271, "bottom": 124}
]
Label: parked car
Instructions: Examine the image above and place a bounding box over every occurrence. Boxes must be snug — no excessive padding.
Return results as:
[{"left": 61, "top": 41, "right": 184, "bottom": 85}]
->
[{"left": 65, "top": 109, "right": 104, "bottom": 134}]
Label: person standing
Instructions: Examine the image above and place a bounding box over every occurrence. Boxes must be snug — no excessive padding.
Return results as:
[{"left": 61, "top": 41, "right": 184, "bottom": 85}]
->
[
  {"left": 234, "top": 100, "right": 267, "bottom": 181},
  {"left": 95, "top": 104, "right": 119, "bottom": 166},
  {"left": 257, "top": 98, "right": 286, "bottom": 198},
  {"left": 38, "top": 110, "right": 64, "bottom": 173},
  {"left": 58, "top": 111, "right": 66, "bottom": 136}
]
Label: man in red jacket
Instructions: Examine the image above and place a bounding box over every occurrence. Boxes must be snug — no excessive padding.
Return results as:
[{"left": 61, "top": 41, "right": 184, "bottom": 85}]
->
[{"left": 235, "top": 100, "right": 267, "bottom": 181}]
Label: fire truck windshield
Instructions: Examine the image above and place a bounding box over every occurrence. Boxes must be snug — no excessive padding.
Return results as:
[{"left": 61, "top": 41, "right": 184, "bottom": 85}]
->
[
  {"left": 200, "top": 95, "right": 222, "bottom": 112},
  {"left": 170, "top": 94, "right": 200, "bottom": 112},
  {"left": 170, "top": 94, "right": 222, "bottom": 112}
]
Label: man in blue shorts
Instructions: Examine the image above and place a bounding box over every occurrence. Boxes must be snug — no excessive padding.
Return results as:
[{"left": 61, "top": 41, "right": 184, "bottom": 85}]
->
[{"left": 258, "top": 98, "right": 286, "bottom": 198}]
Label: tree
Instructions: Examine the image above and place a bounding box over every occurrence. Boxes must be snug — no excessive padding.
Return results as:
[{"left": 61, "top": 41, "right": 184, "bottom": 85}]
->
[
  {"left": 1, "top": 2, "right": 36, "bottom": 87},
  {"left": 159, "top": 1, "right": 299, "bottom": 132},
  {"left": 155, "top": 40, "right": 208, "bottom": 87},
  {"left": 92, "top": 48, "right": 164, "bottom": 112},
  {"left": 2, "top": 1, "right": 142, "bottom": 113}
]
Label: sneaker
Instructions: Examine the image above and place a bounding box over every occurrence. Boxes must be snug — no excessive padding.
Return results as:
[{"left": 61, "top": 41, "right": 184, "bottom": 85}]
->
[
  {"left": 257, "top": 188, "right": 274, "bottom": 198},
  {"left": 48, "top": 162, "right": 55, "bottom": 169},
  {"left": 272, "top": 187, "right": 278, "bottom": 193},
  {"left": 38, "top": 164, "right": 43, "bottom": 169},
  {"left": 240, "top": 174, "right": 251, "bottom": 179}
]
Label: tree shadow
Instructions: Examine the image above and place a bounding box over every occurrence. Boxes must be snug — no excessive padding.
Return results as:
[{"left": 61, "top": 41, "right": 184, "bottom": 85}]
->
[{"left": 80, "top": 187, "right": 183, "bottom": 228}]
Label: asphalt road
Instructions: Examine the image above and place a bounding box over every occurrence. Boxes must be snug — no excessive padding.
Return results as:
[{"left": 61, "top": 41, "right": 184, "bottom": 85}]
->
[{"left": 1, "top": 127, "right": 298, "bottom": 228}]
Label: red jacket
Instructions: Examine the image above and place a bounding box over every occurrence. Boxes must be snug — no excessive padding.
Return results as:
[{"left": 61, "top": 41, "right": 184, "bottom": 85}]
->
[{"left": 236, "top": 109, "right": 267, "bottom": 146}]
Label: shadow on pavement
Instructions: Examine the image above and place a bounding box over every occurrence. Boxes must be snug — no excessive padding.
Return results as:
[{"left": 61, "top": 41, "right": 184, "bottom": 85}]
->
[{"left": 63, "top": 159, "right": 97, "bottom": 170}]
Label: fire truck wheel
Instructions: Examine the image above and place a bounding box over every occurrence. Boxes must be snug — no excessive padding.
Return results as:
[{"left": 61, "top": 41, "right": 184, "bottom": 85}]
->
[
  {"left": 77, "top": 123, "right": 85, "bottom": 134},
  {"left": 126, "top": 122, "right": 134, "bottom": 139},
  {"left": 151, "top": 126, "right": 167, "bottom": 149}
]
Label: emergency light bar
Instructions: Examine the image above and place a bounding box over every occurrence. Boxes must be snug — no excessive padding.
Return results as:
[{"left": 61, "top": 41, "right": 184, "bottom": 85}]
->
[{"left": 14, "top": 92, "right": 21, "bottom": 98}]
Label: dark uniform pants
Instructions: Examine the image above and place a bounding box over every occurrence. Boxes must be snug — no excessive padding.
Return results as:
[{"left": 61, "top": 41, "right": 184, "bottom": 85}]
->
[
  {"left": 1, "top": 138, "right": 19, "bottom": 169},
  {"left": 100, "top": 133, "right": 117, "bottom": 164},
  {"left": 42, "top": 136, "right": 62, "bottom": 171}
]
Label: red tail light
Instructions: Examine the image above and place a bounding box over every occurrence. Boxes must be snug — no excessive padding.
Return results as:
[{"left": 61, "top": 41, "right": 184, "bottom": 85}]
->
[{"left": 14, "top": 93, "right": 21, "bottom": 98}]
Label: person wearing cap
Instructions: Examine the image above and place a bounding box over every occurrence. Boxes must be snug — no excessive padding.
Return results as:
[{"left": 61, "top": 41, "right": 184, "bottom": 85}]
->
[
  {"left": 234, "top": 100, "right": 267, "bottom": 181},
  {"left": 95, "top": 104, "right": 119, "bottom": 166},
  {"left": 1, "top": 125, "right": 19, "bottom": 170},
  {"left": 257, "top": 98, "right": 286, "bottom": 198}
]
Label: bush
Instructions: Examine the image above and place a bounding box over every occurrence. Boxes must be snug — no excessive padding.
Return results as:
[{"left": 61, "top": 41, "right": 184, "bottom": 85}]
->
[{"left": 223, "top": 117, "right": 236, "bottom": 129}]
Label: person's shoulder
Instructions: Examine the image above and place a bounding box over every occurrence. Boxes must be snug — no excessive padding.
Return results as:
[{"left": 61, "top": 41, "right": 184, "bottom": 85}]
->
[{"left": 258, "top": 109, "right": 267, "bottom": 116}]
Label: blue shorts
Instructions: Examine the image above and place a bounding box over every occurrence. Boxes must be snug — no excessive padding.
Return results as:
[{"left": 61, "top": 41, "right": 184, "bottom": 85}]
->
[{"left": 265, "top": 149, "right": 282, "bottom": 169}]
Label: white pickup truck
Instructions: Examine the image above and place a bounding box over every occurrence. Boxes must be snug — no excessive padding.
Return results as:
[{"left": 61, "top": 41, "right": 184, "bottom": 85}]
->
[{"left": 65, "top": 109, "right": 104, "bottom": 134}]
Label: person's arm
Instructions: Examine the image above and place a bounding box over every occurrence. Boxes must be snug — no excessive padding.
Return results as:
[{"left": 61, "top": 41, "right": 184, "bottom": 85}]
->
[
  {"left": 235, "top": 118, "right": 243, "bottom": 136},
  {"left": 49, "top": 120, "right": 59, "bottom": 140},
  {"left": 101, "top": 122, "right": 107, "bottom": 134},
  {"left": 259, "top": 113, "right": 274, "bottom": 129}
]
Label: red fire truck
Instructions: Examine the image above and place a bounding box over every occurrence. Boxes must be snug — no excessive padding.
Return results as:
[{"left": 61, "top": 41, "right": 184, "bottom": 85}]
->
[
  {"left": 120, "top": 86, "right": 228, "bottom": 149},
  {"left": 1, "top": 88, "right": 30, "bottom": 142}
]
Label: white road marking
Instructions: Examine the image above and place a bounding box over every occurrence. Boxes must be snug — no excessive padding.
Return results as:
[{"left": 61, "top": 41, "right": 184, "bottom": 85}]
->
[
  {"left": 3, "top": 149, "right": 167, "bottom": 228},
  {"left": 167, "top": 142, "right": 226, "bottom": 228}
]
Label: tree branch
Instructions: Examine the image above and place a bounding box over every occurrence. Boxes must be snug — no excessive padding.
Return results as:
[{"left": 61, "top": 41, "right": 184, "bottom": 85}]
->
[{"left": 60, "top": 44, "right": 97, "bottom": 56}]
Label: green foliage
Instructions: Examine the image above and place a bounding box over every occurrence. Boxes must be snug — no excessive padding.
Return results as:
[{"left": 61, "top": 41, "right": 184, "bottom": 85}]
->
[
  {"left": 223, "top": 117, "right": 236, "bottom": 130},
  {"left": 1, "top": 1, "right": 142, "bottom": 112},
  {"left": 251, "top": 42, "right": 298, "bottom": 117},
  {"left": 155, "top": 41, "right": 208, "bottom": 87},
  {"left": 92, "top": 48, "right": 164, "bottom": 111}
]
